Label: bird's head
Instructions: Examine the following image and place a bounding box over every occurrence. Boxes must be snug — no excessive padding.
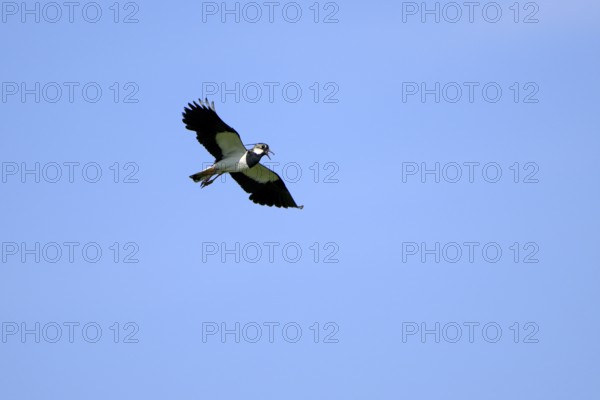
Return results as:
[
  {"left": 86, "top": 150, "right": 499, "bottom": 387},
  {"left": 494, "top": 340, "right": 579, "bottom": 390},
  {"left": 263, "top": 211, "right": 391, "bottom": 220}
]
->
[{"left": 249, "top": 143, "right": 273, "bottom": 159}]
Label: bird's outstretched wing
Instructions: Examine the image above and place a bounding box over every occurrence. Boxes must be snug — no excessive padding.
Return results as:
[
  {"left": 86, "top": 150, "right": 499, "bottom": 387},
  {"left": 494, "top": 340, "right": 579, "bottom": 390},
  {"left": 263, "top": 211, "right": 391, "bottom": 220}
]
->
[
  {"left": 230, "top": 165, "right": 304, "bottom": 209},
  {"left": 182, "top": 99, "right": 246, "bottom": 161}
]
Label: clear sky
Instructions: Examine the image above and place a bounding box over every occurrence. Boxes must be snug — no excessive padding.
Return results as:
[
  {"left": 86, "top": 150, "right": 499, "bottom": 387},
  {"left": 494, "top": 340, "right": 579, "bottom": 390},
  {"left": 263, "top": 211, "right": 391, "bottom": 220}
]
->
[{"left": 1, "top": 0, "right": 599, "bottom": 398}]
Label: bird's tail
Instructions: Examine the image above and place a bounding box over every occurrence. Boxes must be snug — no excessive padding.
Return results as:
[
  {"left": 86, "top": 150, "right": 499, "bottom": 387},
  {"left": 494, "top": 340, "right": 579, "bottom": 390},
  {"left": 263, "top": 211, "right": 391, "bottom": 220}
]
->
[{"left": 189, "top": 167, "right": 216, "bottom": 183}]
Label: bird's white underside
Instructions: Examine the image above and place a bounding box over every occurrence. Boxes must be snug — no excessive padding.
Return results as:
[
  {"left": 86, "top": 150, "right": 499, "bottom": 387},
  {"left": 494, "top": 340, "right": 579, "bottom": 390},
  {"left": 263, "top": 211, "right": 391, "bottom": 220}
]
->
[
  {"left": 211, "top": 131, "right": 278, "bottom": 183},
  {"left": 214, "top": 154, "right": 249, "bottom": 172}
]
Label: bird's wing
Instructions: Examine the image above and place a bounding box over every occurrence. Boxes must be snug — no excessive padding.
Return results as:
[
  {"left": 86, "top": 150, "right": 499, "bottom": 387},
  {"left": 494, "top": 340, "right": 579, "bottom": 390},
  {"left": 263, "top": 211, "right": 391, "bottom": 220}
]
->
[
  {"left": 182, "top": 99, "right": 246, "bottom": 161},
  {"left": 230, "top": 164, "right": 303, "bottom": 209}
]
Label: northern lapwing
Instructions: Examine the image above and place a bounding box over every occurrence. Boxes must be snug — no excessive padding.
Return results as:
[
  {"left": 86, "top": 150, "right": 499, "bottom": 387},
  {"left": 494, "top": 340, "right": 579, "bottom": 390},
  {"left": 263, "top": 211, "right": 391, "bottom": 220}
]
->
[{"left": 182, "top": 99, "right": 304, "bottom": 209}]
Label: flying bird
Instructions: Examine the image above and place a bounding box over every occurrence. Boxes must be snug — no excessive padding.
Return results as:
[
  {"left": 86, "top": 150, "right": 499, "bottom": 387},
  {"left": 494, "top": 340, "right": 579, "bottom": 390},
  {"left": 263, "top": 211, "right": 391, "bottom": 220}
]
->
[{"left": 182, "top": 99, "right": 304, "bottom": 209}]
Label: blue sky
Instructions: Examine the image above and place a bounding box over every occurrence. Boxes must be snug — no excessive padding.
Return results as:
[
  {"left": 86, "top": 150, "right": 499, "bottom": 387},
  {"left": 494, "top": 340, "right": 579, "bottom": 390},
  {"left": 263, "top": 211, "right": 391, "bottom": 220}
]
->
[{"left": 1, "top": 1, "right": 599, "bottom": 398}]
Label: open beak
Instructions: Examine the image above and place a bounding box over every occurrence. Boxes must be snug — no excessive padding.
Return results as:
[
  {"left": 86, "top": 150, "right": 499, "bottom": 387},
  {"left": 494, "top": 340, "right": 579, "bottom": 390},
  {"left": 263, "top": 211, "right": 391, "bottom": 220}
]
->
[{"left": 265, "top": 149, "right": 274, "bottom": 159}]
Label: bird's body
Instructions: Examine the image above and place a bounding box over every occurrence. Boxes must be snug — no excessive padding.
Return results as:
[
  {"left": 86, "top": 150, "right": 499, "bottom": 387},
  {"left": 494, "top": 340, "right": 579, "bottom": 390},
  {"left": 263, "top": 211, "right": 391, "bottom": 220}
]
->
[
  {"left": 189, "top": 145, "right": 266, "bottom": 182},
  {"left": 182, "top": 99, "right": 303, "bottom": 209},
  {"left": 214, "top": 148, "right": 261, "bottom": 172}
]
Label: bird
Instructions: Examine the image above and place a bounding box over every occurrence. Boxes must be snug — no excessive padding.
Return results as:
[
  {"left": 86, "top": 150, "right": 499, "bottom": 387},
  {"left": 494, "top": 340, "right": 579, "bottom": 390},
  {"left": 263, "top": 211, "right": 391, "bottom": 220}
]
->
[{"left": 182, "top": 98, "right": 304, "bottom": 209}]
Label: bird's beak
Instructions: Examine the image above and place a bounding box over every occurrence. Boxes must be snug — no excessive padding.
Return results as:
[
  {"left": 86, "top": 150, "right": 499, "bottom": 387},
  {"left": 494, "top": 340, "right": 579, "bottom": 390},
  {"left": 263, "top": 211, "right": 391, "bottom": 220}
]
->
[{"left": 265, "top": 149, "right": 274, "bottom": 159}]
